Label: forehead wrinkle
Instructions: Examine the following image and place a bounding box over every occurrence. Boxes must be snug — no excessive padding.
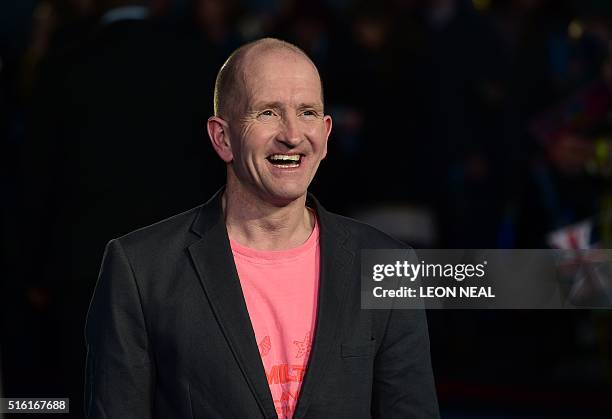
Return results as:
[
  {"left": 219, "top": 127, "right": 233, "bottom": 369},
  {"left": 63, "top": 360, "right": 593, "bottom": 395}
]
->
[
  {"left": 214, "top": 38, "right": 325, "bottom": 120},
  {"left": 297, "top": 101, "right": 324, "bottom": 109},
  {"left": 240, "top": 48, "right": 323, "bottom": 108},
  {"left": 247, "top": 83, "right": 323, "bottom": 115},
  {"left": 250, "top": 101, "right": 283, "bottom": 110}
]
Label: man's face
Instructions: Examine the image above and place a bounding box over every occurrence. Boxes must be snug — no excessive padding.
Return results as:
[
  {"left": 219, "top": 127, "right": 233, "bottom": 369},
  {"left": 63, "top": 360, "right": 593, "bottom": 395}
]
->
[{"left": 226, "top": 50, "right": 332, "bottom": 205}]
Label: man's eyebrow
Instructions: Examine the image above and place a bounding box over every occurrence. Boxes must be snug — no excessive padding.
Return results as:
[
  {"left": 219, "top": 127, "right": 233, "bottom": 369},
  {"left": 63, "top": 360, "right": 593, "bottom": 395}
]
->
[
  {"left": 297, "top": 102, "right": 324, "bottom": 111},
  {"left": 250, "top": 101, "right": 283, "bottom": 111},
  {"left": 249, "top": 101, "right": 324, "bottom": 111}
]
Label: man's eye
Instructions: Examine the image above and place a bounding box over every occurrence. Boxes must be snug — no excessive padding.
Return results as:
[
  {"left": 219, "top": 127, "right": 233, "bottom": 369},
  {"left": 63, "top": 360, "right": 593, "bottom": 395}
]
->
[
  {"left": 301, "top": 110, "right": 317, "bottom": 117},
  {"left": 258, "top": 110, "right": 276, "bottom": 118}
]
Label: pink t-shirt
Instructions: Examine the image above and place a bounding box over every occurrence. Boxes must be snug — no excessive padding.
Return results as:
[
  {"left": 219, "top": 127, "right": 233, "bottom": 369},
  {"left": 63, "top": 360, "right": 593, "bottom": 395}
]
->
[{"left": 230, "top": 220, "right": 320, "bottom": 419}]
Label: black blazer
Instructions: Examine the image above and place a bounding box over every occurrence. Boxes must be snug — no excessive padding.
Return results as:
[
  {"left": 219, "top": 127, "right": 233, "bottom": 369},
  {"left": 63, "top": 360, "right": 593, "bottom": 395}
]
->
[{"left": 85, "top": 190, "right": 440, "bottom": 418}]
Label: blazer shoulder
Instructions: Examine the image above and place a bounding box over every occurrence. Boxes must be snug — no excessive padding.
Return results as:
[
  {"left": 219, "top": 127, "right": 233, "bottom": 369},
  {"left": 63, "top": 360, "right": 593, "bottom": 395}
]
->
[
  {"left": 112, "top": 205, "right": 203, "bottom": 254},
  {"left": 323, "top": 211, "right": 408, "bottom": 250}
]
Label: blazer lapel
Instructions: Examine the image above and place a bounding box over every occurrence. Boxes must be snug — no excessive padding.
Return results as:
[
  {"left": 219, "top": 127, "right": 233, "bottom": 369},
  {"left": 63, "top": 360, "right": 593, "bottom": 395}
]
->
[
  {"left": 187, "top": 190, "right": 277, "bottom": 419},
  {"left": 293, "top": 196, "right": 356, "bottom": 419}
]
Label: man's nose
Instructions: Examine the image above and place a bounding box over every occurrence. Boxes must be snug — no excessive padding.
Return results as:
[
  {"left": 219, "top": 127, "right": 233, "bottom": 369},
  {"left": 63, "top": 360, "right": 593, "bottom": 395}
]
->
[{"left": 278, "top": 115, "right": 303, "bottom": 147}]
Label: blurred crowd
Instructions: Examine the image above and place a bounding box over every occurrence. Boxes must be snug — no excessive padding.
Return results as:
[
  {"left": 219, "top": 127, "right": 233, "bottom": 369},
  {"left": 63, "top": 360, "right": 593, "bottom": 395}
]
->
[{"left": 1, "top": 0, "right": 612, "bottom": 417}]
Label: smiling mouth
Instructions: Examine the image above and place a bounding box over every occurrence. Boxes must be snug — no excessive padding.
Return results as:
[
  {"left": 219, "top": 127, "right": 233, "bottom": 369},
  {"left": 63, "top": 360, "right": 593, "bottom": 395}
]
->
[{"left": 266, "top": 154, "right": 303, "bottom": 168}]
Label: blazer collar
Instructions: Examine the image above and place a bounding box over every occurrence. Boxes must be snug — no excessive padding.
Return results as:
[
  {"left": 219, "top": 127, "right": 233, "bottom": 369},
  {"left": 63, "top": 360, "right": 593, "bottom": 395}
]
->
[
  {"left": 189, "top": 187, "right": 225, "bottom": 238},
  {"left": 188, "top": 188, "right": 356, "bottom": 419},
  {"left": 189, "top": 187, "right": 347, "bottom": 240}
]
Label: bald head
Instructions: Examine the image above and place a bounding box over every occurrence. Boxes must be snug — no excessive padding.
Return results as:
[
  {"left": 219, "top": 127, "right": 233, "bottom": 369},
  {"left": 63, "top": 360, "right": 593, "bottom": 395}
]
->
[{"left": 213, "top": 38, "right": 324, "bottom": 120}]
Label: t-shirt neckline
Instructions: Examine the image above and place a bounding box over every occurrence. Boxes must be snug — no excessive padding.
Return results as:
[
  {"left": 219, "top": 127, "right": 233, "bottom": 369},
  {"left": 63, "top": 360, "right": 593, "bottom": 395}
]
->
[{"left": 229, "top": 216, "right": 319, "bottom": 262}]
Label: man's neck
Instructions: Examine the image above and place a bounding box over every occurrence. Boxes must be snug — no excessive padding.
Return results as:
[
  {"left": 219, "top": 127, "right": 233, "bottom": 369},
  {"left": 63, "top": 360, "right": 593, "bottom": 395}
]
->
[{"left": 223, "top": 183, "right": 315, "bottom": 251}]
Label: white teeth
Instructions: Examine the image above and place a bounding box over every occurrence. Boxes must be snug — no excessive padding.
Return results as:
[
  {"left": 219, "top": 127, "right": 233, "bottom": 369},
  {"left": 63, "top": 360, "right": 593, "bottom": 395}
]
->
[
  {"left": 271, "top": 162, "right": 299, "bottom": 168},
  {"left": 268, "top": 154, "right": 301, "bottom": 161}
]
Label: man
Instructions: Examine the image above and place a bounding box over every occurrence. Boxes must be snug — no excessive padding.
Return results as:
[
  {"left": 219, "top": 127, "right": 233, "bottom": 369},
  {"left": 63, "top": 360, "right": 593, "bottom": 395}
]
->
[{"left": 85, "top": 38, "right": 439, "bottom": 418}]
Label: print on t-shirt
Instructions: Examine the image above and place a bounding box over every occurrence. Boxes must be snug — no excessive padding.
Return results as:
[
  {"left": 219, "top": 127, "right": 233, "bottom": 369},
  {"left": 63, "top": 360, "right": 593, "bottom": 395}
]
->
[
  {"left": 259, "top": 335, "right": 271, "bottom": 357},
  {"left": 231, "top": 218, "right": 320, "bottom": 418},
  {"left": 264, "top": 330, "right": 311, "bottom": 417},
  {"left": 293, "top": 331, "right": 312, "bottom": 359}
]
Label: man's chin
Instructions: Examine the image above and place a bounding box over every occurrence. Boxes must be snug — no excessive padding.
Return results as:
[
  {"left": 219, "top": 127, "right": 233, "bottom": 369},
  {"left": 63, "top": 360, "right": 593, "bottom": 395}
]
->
[{"left": 263, "top": 187, "right": 308, "bottom": 207}]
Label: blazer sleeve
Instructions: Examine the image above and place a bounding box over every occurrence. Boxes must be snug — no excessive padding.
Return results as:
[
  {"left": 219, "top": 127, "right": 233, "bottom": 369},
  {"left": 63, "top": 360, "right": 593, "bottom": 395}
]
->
[
  {"left": 85, "top": 239, "right": 154, "bottom": 418},
  {"left": 371, "top": 307, "right": 440, "bottom": 418}
]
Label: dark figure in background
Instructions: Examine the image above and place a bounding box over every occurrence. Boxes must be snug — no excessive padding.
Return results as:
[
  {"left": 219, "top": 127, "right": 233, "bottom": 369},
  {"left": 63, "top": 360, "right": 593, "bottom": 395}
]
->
[
  {"left": 7, "top": 0, "right": 224, "bottom": 415},
  {"left": 413, "top": 0, "right": 509, "bottom": 248},
  {"left": 511, "top": 0, "right": 608, "bottom": 247},
  {"left": 189, "top": 0, "right": 244, "bottom": 58}
]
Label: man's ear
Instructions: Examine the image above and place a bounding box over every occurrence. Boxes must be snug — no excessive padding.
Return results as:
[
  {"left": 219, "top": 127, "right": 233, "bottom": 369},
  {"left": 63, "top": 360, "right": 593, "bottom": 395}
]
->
[
  {"left": 207, "top": 116, "right": 233, "bottom": 163},
  {"left": 321, "top": 114, "right": 333, "bottom": 159}
]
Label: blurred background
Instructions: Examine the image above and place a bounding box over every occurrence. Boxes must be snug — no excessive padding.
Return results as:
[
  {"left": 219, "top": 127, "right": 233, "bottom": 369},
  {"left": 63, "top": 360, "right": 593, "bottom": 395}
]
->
[{"left": 1, "top": 0, "right": 612, "bottom": 417}]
